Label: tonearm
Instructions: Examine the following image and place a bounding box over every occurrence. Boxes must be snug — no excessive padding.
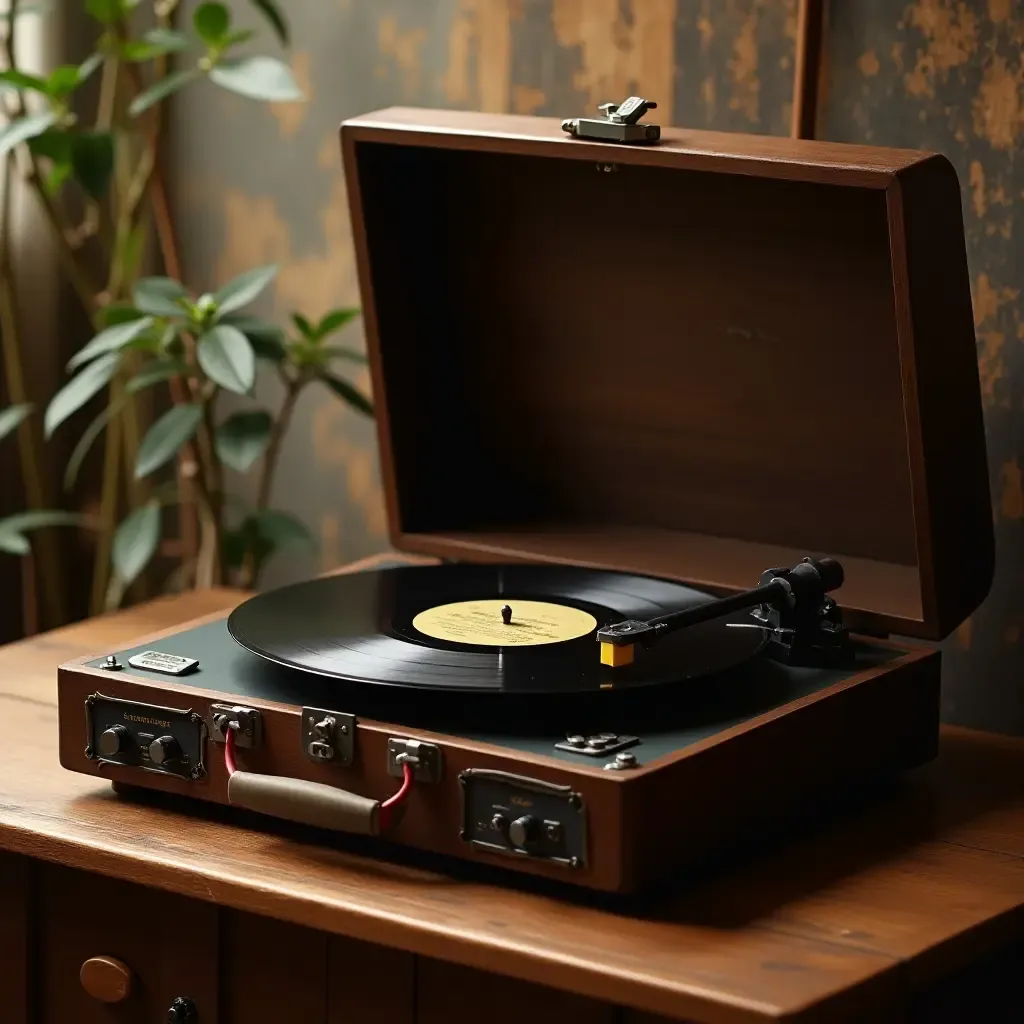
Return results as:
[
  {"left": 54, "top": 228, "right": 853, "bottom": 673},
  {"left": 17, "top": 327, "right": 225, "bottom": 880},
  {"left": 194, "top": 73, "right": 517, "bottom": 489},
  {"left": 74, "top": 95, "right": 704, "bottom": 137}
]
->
[{"left": 597, "top": 557, "right": 852, "bottom": 668}]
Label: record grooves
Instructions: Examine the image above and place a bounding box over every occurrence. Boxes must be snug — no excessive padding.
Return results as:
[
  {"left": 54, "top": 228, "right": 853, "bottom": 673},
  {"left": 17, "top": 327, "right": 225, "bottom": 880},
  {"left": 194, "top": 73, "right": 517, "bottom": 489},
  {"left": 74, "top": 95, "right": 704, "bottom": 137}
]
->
[{"left": 226, "top": 564, "right": 767, "bottom": 695}]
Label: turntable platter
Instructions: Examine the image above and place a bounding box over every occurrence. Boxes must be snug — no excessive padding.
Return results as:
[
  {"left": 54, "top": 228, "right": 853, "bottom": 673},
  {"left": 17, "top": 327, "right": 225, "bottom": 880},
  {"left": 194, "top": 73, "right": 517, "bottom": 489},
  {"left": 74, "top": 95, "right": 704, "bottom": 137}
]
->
[{"left": 226, "top": 564, "right": 766, "bottom": 694}]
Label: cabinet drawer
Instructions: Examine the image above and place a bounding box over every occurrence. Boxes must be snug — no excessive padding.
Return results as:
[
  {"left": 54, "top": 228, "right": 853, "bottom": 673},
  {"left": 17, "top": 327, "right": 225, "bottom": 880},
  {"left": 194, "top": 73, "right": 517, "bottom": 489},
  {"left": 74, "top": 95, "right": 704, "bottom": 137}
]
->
[{"left": 37, "top": 863, "right": 218, "bottom": 1023}]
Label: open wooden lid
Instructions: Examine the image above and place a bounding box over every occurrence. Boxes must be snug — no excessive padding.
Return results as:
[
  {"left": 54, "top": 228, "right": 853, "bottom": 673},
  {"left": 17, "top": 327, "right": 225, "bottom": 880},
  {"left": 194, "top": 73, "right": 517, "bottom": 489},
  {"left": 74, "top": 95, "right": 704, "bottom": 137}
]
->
[{"left": 341, "top": 108, "right": 993, "bottom": 641}]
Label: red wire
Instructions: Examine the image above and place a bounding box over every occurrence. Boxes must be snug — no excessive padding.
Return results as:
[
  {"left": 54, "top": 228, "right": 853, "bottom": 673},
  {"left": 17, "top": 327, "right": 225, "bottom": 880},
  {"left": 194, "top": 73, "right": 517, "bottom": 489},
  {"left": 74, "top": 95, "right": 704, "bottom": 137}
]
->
[
  {"left": 224, "top": 726, "right": 237, "bottom": 776},
  {"left": 379, "top": 760, "right": 414, "bottom": 829}
]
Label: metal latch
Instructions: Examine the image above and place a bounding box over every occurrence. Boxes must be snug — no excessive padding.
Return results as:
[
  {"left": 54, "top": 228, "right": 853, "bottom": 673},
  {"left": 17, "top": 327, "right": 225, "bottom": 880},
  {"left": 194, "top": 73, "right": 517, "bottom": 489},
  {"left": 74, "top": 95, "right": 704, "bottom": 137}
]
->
[
  {"left": 301, "top": 707, "right": 355, "bottom": 766},
  {"left": 208, "top": 704, "right": 262, "bottom": 748},
  {"left": 387, "top": 738, "right": 442, "bottom": 783}
]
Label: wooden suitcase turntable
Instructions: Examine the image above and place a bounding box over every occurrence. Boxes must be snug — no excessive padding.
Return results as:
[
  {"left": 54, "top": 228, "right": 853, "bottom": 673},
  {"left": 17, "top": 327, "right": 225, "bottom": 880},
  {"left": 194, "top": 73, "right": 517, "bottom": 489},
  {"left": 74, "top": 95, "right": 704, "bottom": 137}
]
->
[{"left": 57, "top": 107, "right": 994, "bottom": 894}]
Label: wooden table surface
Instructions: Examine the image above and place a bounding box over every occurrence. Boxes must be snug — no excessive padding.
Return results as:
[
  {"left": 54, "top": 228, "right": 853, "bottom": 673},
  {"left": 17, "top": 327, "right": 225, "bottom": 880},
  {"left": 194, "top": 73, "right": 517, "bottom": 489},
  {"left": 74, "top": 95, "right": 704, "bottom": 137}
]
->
[{"left": 2, "top": 584, "right": 1023, "bottom": 1023}]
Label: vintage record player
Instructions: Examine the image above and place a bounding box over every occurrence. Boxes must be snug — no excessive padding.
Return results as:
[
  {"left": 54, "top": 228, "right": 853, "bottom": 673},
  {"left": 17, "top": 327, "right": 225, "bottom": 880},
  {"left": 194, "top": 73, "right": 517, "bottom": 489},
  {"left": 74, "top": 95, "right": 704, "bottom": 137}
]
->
[{"left": 57, "top": 107, "right": 994, "bottom": 894}]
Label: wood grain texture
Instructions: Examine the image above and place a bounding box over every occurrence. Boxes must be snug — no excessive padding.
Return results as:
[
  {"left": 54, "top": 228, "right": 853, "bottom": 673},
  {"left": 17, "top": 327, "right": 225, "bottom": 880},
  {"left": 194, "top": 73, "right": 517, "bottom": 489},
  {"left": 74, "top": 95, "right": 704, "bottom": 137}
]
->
[
  {"left": 416, "top": 959, "right": 618, "bottom": 1024},
  {"left": 343, "top": 108, "right": 990, "bottom": 641},
  {"left": 37, "top": 862, "right": 218, "bottom": 1023},
  {"left": 327, "top": 935, "right": 415, "bottom": 1024},
  {"left": 222, "top": 911, "right": 325, "bottom": 1024},
  {"left": 3, "top": 592, "right": 1024, "bottom": 1022},
  {"left": 0, "top": 851, "right": 31, "bottom": 1024}
]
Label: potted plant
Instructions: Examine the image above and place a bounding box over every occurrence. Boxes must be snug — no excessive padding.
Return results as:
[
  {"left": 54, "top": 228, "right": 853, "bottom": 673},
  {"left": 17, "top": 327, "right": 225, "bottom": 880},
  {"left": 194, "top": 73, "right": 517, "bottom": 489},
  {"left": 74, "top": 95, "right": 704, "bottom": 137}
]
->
[{"left": 0, "top": 0, "right": 371, "bottom": 628}]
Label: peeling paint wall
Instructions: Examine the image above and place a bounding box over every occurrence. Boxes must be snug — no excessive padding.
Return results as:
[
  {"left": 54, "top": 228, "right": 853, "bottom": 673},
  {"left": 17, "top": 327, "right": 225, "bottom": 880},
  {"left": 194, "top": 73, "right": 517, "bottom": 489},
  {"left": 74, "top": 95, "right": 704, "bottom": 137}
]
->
[
  {"left": 170, "top": 1, "right": 1022, "bottom": 733},
  {"left": 823, "top": 0, "right": 1024, "bottom": 732}
]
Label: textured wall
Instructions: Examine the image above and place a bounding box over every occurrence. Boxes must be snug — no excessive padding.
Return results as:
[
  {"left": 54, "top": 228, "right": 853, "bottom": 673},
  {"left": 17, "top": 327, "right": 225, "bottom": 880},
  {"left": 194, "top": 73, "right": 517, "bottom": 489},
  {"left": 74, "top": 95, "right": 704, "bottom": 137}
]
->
[
  {"left": 822, "top": 0, "right": 1024, "bottom": 732},
  {"left": 170, "top": 1, "right": 1023, "bottom": 733}
]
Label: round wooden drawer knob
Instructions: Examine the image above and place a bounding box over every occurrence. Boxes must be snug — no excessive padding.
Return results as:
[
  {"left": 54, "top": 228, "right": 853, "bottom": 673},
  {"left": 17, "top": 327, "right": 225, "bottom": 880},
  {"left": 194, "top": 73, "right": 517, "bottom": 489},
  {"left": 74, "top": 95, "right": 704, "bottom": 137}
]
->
[{"left": 80, "top": 956, "right": 133, "bottom": 1003}]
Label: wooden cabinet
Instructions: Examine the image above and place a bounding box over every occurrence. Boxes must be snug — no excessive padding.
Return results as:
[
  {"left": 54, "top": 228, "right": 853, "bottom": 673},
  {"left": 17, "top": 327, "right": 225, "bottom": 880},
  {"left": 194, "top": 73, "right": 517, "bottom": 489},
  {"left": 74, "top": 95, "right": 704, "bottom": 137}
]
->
[
  {"left": 0, "top": 853, "right": 640, "bottom": 1024},
  {"left": 36, "top": 862, "right": 218, "bottom": 1024}
]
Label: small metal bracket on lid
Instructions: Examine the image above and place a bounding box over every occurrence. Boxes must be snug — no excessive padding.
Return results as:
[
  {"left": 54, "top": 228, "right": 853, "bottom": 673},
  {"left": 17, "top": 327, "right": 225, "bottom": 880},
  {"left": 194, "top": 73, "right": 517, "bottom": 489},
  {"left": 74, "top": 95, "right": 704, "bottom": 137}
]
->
[{"left": 561, "top": 96, "right": 661, "bottom": 144}]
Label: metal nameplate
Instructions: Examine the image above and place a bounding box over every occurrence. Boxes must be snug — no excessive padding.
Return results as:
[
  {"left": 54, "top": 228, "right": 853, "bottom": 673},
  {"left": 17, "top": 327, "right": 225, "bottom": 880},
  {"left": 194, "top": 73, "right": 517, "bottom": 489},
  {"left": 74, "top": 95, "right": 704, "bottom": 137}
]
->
[
  {"left": 459, "top": 769, "right": 586, "bottom": 868},
  {"left": 127, "top": 651, "right": 200, "bottom": 676},
  {"left": 84, "top": 692, "right": 206, "bottom": 781}
]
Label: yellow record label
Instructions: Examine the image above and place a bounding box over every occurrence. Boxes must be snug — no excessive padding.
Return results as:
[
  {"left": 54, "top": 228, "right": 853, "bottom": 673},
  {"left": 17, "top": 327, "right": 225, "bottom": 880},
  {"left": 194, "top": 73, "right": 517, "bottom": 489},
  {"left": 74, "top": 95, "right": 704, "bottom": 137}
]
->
[{"left": 412, "top": 599, "right": 597, "bottom": 647}]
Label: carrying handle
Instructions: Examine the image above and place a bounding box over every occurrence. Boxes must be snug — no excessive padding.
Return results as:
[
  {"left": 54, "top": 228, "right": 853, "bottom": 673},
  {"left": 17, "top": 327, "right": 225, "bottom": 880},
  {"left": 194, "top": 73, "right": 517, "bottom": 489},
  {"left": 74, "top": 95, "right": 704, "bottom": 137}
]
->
[
  {"left": 227, "top": 770, "right": 381, "bottom": 835},
  {"left": 222, "top": 727, "right": 413, "bottom": 836}
]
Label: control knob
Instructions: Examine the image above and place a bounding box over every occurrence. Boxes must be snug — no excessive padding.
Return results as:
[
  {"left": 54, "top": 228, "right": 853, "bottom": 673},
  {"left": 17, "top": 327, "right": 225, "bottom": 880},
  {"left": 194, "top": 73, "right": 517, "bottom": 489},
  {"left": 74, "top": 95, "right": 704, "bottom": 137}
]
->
[
  {"left": 148, "top": 734, "right": 182, "bottom": 765},
  {"left": 98, "top": 725, "right": 131, "bottom": 758},
  {"left": 508, "top": 815, "right": 539, "bottom": 849},
  {"left": 167, "top": 996, "right": 199, "bottom": 1022}
]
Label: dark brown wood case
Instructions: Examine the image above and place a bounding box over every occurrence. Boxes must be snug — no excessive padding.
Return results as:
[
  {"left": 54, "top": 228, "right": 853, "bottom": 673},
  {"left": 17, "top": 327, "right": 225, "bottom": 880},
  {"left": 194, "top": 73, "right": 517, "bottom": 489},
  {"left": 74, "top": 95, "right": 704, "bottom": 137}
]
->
[
  {"left": 341, "top": 107, "right": 993, "bottom": 642},
  {"left": 56, "top": 109, "right": 994, "bottom": 897}
]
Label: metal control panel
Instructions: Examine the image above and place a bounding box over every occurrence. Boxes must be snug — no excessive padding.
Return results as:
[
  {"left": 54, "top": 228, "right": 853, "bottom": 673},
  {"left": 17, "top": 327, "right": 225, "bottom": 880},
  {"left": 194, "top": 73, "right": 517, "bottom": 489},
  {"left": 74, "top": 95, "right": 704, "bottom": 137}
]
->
[
  {"left": 85, "top": 693, "right": 206, "bottom": 781},
  {"left": 459, "top": 769, "right": 587, "bottom": 868}
]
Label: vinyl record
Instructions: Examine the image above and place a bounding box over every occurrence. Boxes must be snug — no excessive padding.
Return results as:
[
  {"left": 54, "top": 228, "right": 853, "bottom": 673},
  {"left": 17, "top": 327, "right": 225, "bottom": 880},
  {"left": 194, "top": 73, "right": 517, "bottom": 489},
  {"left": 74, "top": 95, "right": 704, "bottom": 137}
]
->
[{"left": 226, "top": 564, "right": 766, "bottom": 695}]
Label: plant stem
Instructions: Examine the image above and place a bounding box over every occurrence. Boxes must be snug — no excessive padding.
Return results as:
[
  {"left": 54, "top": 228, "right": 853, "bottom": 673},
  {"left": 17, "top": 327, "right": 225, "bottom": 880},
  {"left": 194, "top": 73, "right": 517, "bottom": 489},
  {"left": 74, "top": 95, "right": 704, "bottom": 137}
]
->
[
  {"left": 256, "top": 371, "right": 303, "bottom": 511},
  {"left": 122, "top": 57, "right": 198, "bottom": 569},
  {"left": 0, "top": 149, "right": 65, "bottom": 628},
  {"left": 90, "top": 377, "right": 123, "bottom": 615},
  {"left": 96, "top": 52, "right": 119, "bottom": 133}
]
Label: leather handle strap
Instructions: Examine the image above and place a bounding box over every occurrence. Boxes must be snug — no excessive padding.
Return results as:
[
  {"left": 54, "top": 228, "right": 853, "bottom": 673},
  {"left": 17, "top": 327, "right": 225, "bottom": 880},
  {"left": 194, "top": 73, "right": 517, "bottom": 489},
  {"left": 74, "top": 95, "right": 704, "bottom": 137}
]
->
[{"left": 227, "top": 771, "right": 380, "bottom": 836}]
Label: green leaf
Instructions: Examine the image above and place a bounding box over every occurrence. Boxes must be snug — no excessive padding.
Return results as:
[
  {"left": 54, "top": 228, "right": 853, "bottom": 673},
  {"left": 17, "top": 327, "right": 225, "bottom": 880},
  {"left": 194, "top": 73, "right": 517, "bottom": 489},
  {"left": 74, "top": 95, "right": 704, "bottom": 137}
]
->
[
  {"left": 28, "top": 128, "right": 72, "bottom": 195},
  {"left": 85, "top": 0, "right": 125, "bottom": 23},
  {"left": 221, "top": 315, "right": 287, "bottom": 362},
  {"left": 133, "top": 276, "right": 188, "bottom": 316},
  {"left": 126, "top": 358, "right": 186, "bottom": 396},
  {"left": 128, "top": 68, "right": 200, "bottom": 117},
  {"left": 65, "top": 357, "right": 186, "bottom": 489},
  {"left": 63, "top": 399, "right": 123, "bottom": 492},
  {"left": 223, "top": 28, "right": 255, "bottom": 48},
  {"left": 322, "top": 345, "right": 368, "bottom": 366},
  {"left": 0, "top": 111, "right": 58, "bottom": 160},
  {"left": 291, "top": 312, "right": 314, "bottom": 338},
  {"left": 78, "top": 52, "right": 104, "bottom": 83},
  {"left": 45, "top": 66, "right": 81, "bottom": 97},
  {"left": 44, "top": 353, "right": 118, "bottom": 438},
  {"left": 0, "top": 403, "right": 33, "bottom": 443},
  {"left": 135, "top": 404, "right": 202, "bottom": 479},
  {"left": 70, "top": 131, "right": 114, "bottom": 199},
  {"left": 0, "top": 509, "right": 90, "bottom": 557},
  {"left": 223, "top": 508, "right": 314, "bottom": 575},
  {"left": 318, "top": 372, "right": 374, "bottom": 417},
  {"left": 27, "top": 127, "right": 71, "bottom": 163},
  {"left": 124, "top": 28, "right": 190, "bottom": 61},
  {"left": 315, "top": 308, "right": 359, "bottom": 338},
  {"left": 0, "top": 69, "right": 49, "bottom": 93},
  {"left": 252, "top": 509, "right": 315, "bottom": 553},
  {"left": 0, "top": 510, "right": 87, "bottom": 532},
  {"left": 215, "top": 409, "right": 272, "bottom": 472},
  {"left": 194, "top": 2, "right": 231, "bottom": 45},
  {"left": 0, "top": 529, "right": 29, "bottom": 556},
  {"left": 43, "top": 161, "right": 72, "bottom": 195},
  {"left": 67, "top": 316, "right": 154, "bottom": 371},
  {"left": 97, "top": 303, "right": 146, "bottom": 328},
  {"left": 209, "top": 56, "right": 303, "bottom": 102},
  {"left": 249, "top": 0, "right": 289, "bottom": 46},
  {"left": 213, "top": 264, "right": 278, "bottom": 316},
  {"left": 111, "top": 501, "right": 160, "bottom": 586},
  {"left": 197, "top": 324, "right": 255, "bottom": 393}
]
